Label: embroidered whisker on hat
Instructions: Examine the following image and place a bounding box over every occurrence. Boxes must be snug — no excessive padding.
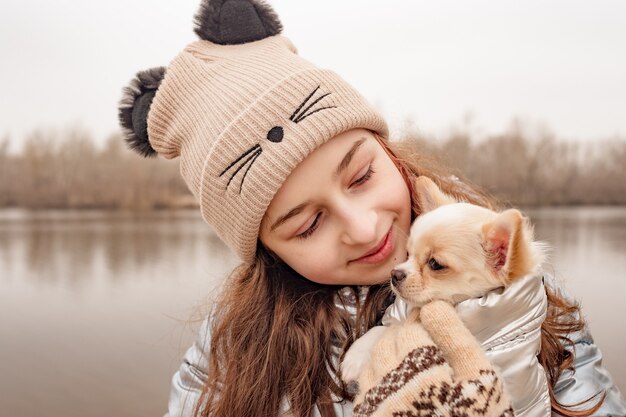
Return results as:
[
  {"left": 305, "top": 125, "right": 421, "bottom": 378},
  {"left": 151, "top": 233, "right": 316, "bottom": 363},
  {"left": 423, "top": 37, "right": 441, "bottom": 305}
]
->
[
  {"left": 219, "top": 143, "right": 262, "bottom": 193},
  {"left": 289, "top": 85, "right": 338, "bottom": 123},
  {"left": 118, "top": 0, "right": 388, "bottom": 262}
]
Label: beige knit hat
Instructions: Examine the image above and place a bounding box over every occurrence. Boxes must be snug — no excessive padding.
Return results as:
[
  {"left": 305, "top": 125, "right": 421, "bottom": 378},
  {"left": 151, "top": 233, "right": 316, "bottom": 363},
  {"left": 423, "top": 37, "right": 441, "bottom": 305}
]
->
[{"left": 119, "top": 0, "right": 388, "bottom": 262}]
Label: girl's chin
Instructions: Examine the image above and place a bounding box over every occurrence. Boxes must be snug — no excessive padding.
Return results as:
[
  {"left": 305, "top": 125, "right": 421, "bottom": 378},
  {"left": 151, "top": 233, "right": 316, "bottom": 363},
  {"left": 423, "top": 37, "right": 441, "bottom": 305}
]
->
[{"left": 354, "top": 275, "right": 391, "bottom": 286}]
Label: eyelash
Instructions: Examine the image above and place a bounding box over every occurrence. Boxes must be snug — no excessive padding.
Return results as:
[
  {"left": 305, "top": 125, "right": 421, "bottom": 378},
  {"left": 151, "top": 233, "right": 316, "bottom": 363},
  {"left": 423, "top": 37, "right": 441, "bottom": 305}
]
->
[
  {"left": 296, "top": 212, "right": 321, "bottom": 240},
  {"left": 295, "top": 165, "right": 375, "bottom": 240},
  {"left": 351, "top": 165, "right": 375, "bottom": 187}
]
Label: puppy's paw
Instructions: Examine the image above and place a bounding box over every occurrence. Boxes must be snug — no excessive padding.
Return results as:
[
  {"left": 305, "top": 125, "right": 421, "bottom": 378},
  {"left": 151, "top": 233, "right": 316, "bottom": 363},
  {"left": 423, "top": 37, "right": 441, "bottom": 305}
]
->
[
  {"left": 341, "top": 349, "right": 367, "bottom": 384},
  {"left": 340, "top": 326, "right": 387, "bottom": 383}
]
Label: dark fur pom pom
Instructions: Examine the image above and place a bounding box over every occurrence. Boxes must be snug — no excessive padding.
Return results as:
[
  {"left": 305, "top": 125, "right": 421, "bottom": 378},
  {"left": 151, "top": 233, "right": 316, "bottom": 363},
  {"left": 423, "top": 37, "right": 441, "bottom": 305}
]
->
[
  {"left": 118, "top": 67, "right": 166, "bottom": 157},
  {"left": 194, "top": 0, "right": 282, "bottom": 45}
]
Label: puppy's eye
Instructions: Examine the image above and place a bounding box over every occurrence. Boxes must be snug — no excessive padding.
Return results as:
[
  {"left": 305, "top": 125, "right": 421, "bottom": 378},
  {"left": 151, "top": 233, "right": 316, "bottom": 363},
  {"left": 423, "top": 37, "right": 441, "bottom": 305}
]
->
[{"left": 428, "top": 257, "right": 446, "bottom": 271}]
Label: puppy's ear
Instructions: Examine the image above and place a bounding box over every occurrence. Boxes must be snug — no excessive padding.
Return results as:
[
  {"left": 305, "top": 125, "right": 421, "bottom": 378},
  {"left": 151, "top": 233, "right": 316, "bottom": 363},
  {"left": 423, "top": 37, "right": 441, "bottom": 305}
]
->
[
  {"left": 482, "top": 209, "right": 535, "bottom": 285},
  {"left": 414, "top": 176, "right": 457, "bottom": 213}
]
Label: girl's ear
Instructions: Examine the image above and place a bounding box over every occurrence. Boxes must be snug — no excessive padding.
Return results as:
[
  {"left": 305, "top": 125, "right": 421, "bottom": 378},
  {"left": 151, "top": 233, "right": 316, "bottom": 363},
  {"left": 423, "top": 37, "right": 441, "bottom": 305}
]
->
[
  {"left": 414, "top": 176, "right": 457, "bottom": 213},
  {"left": 482, "top": 209, "right": 534, "bottom": 284}
]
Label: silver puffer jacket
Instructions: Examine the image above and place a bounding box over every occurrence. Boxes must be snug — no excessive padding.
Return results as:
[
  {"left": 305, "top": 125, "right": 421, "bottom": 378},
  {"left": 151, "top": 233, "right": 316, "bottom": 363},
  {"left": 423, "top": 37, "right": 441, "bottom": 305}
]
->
[{"left": 164, "top": 273, "right": 626, "bottom": 417}]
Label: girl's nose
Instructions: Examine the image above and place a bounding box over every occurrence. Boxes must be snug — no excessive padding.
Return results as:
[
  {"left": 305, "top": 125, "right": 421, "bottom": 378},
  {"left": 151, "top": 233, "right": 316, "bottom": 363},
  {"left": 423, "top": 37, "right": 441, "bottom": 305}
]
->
[{"left": 339, "top": 206, "right": 378, "bottom": 246}]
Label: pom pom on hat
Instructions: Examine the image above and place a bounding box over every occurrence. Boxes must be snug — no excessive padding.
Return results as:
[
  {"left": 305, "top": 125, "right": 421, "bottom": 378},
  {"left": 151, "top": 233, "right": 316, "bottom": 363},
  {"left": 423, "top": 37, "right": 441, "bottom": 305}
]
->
[
  {"left": 194, "top": 0, "right": 283, "bottom": 45},
  {"left": 118, "top": 66, "right": 166, "bottom": 157}
]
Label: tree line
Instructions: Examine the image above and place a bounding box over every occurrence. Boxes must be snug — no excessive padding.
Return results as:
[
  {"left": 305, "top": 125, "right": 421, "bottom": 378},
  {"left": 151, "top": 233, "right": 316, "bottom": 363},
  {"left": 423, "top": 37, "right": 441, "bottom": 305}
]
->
[
  {"left": 398, "top": 120, "right": 626, "bottom": 206},
  {"left": 0, "top": 128, "right": 190, "bottom": 209},
  {"left": 0, "top": 123, "right": 624, "bottom": 209}
]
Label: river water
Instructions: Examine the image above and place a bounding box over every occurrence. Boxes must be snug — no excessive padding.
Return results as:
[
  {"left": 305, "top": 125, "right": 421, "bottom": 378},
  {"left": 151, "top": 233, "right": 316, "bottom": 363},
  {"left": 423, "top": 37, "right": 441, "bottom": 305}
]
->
[{"left": 0, "top": 207, "right": 624, "bottom": 416}]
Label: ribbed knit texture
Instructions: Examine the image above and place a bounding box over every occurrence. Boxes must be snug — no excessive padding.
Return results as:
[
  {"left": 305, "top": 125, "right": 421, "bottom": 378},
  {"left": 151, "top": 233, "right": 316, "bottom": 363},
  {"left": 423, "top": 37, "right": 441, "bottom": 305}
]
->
[
  {"left": 147, "top": 35, "right": 388, "bottom": 261},
  {"left": 353, "top": 301, "right": 516, "bottom": 417}
]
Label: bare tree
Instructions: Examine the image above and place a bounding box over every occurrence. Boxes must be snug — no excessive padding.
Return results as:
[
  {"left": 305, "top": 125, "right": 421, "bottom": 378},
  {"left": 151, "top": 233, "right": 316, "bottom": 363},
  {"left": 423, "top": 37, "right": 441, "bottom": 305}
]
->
[{"left": 1, "top": 124, "right": 624, "bottom": 209}]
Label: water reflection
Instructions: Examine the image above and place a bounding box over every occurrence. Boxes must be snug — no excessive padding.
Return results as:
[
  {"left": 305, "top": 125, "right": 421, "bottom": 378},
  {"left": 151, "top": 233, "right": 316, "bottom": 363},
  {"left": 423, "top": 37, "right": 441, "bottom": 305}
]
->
[
  {"left": 530, "top": 206, "right": 626, "bottom": 250},
  {"left": 0, "top": 209, "right": 234, "bottom": 288},
  {"left": 0, "top": 207, "right": 625, "bottom": 417},
  {"left": 528, "top": 207, "right": 626, "bottom": 282},
  {"left": 0, "top": 209, "right": 238, "bottom": 417}
]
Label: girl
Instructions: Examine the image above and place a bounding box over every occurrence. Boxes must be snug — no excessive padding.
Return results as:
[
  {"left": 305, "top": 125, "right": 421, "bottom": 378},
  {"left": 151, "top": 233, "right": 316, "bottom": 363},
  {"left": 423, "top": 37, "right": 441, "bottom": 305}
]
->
[{"left": 118, "top": 1, "right": 626, "bottom": 416}]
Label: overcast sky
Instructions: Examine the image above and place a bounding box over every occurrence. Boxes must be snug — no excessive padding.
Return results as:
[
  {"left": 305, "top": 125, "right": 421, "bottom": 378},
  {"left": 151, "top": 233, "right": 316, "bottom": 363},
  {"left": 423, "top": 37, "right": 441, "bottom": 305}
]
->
[{"left": 1, "top": 0, "right": 625, "bottom": 151}]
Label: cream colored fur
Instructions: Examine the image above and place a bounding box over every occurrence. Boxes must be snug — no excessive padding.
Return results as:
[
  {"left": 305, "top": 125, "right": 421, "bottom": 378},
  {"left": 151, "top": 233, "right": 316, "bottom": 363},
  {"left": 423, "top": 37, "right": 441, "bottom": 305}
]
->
[{"left": 341, "top": 176, "right": 546, "bottom": 383}]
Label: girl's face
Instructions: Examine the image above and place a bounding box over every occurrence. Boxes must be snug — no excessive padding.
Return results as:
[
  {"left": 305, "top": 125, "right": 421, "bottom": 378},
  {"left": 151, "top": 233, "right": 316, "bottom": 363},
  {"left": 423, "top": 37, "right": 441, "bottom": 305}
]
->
[{"left": 259, "top": 128, "right": 412, "bottom": 285}]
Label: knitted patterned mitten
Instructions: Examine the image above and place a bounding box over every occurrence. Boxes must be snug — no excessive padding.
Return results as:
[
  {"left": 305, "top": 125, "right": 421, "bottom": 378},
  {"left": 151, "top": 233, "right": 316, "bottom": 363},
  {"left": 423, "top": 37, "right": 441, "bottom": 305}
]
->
[{"left": 353, "top": 300, "right": 515, "bottom": 417}]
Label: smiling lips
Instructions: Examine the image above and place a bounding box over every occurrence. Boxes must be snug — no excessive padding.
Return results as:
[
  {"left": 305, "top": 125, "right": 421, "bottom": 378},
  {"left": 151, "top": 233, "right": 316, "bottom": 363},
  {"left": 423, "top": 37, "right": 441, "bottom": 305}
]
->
[{"left": 352, "top": 227, "right": 394, "bottom": 264}]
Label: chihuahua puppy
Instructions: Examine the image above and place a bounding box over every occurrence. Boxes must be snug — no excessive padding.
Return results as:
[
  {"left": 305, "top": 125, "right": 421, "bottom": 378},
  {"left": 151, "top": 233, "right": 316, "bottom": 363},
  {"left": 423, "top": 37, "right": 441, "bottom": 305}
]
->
[{"left": 341, "top": 176, "right": 546, "bottom": 383}]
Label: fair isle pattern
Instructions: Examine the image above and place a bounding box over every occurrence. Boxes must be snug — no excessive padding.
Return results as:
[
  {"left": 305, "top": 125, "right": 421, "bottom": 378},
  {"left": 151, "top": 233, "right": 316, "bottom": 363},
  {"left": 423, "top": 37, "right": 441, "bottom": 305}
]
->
[
  {"left": 353, "top": 345, "right": 446, "bottom": 416},
  {"left": 355, "top": 362, "right": 515, "bottom": 417},
  {"left": 395, "top": 370, "right": 515, "bottom": 417},
  {"left": 352, "top": 301, "right": 516, "bottom": 417}
]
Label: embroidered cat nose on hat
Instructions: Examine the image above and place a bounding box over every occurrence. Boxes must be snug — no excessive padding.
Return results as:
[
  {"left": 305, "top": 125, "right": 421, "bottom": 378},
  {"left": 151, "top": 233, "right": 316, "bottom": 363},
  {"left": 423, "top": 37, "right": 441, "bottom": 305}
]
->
[{"left": 118, "top": 0, "right": 388, "bottom": 262}]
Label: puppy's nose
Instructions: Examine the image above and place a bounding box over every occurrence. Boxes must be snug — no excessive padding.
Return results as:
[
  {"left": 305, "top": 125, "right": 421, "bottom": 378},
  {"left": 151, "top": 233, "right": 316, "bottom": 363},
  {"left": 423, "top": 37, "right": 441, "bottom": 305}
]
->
[{"left": 391, "top": 269, "right": 406, "bottom": 286}]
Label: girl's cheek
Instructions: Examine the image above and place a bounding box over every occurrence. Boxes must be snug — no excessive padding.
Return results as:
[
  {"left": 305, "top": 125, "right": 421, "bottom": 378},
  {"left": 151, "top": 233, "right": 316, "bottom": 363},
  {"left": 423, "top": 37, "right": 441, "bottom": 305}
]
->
[
  {"left": 307, "top": 253, "right": 340, "bottom": 284},
  {"left": 300, "top": 264, "right": 330, "bottom": 284}
]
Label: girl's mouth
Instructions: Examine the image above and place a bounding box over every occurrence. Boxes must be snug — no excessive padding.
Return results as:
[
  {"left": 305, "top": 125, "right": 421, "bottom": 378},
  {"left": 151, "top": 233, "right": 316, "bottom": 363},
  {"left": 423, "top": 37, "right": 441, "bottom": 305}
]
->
[{"left": 351, "top": 227, "right": 394, "bottom": 264}]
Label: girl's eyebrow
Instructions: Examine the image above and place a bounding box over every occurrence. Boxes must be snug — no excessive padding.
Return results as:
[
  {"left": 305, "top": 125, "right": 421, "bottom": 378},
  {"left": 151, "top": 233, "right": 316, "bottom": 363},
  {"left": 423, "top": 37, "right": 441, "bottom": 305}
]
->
[
  {"left": 333, "top": 137, "right": 367, "bottom": 179},
  {"left": 270, "top": 137, "right": 367, "bottom": 232},
  {"left": 270, "top": 201, "right": 309, "bottom": 232}
]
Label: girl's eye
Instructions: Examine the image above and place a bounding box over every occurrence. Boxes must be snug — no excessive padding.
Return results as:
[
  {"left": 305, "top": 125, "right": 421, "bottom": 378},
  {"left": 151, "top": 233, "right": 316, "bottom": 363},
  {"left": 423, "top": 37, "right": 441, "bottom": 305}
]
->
[
  {"left": 351, "top": 164, "right": 375, "bottom": 188},
  {"left": 296, "top": 212, "right": 321, "bottom": 240},
  {"left": 295, "top": 164, "right": 375, "bottom": 240},
  {"left": 428, "top": 257, "right": 446, "bottom": 271}
]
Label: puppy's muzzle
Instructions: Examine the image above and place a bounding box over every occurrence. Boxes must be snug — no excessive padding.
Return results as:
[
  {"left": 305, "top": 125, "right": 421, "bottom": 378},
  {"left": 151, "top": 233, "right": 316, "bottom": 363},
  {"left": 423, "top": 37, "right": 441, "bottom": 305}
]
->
[{"left": 391, "top": 268, "right": 407, "bottom": 286}]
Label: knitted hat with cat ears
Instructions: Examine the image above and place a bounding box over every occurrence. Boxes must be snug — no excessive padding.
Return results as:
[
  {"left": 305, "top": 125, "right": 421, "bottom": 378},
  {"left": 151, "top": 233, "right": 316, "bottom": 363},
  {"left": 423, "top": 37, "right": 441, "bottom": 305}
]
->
[{"left": 118, "top": 0, "right": 388, "bottom": 262}]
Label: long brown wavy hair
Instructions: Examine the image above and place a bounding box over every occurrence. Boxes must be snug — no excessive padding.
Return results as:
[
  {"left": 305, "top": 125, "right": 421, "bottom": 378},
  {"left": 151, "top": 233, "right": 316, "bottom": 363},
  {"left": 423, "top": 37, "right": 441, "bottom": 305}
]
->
[{"left": 195, "top": 132, "right": 605, "bottom": 417}]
